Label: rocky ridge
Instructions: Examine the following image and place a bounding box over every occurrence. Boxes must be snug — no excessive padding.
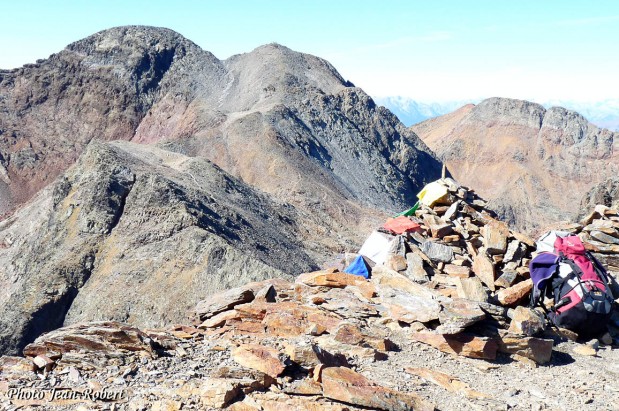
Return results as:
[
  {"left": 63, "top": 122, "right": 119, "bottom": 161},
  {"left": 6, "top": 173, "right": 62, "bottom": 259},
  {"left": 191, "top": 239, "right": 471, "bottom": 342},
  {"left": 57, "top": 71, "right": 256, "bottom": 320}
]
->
[
  {"left": 0, "top": 25, "right": 442, "bottom": 240},
  {"left": 1, "top": 179, "right": 618, "bottom": 410},
  {"left": 0, "top": 25, "right": 443, "bottom": 356},
  {"left": 0, "top": 140, "right": 322, "bottom": 356},
  {"left": 412, "top": 97, "right": 619, "bottom": 235}
]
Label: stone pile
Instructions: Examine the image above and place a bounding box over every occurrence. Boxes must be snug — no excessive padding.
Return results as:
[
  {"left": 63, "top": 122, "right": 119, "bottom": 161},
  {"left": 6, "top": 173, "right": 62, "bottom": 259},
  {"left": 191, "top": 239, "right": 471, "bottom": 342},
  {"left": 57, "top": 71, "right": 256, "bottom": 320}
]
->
[
  {"left": 354, "top": 178, "right": 619, "bottom": 347},
  {"left": 575, "top": 204, "right": 619, "bottom": 274},
  {"left": 372, "top": 178, "right": 537, "bottom": 308}
]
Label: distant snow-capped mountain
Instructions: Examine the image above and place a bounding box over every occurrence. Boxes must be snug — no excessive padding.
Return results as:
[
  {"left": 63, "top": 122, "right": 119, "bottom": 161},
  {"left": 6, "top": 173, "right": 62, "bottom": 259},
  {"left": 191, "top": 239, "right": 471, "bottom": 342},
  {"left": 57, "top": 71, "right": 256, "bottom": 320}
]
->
[
  {"left": 378, "top": 96, "right": 619, "bottom": 131},
  {"left": 375, "top": 97, "right": 479, "bottom": 126}
]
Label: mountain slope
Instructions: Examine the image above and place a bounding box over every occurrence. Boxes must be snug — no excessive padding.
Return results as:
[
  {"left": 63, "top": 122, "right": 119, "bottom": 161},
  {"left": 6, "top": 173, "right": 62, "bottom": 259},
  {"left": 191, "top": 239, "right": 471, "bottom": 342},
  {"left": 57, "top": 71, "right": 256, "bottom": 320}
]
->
[
  {"left": 0, "top": 26, "right": 443, "bottom": 354},
  {"left": 0, "top": 140, "right": 319, "bottom": 355},
  {"left": 412, "top": 97, "right": 619, "bottom": 233},
  {"left": 580, "top": 177, "right": 619, "bottom": 215},
  {"left": 0, "top": 26, "right": 441, "bottom": 225},
  {"left": 0, "top": 27, "right": 205, "bottom": 214}
]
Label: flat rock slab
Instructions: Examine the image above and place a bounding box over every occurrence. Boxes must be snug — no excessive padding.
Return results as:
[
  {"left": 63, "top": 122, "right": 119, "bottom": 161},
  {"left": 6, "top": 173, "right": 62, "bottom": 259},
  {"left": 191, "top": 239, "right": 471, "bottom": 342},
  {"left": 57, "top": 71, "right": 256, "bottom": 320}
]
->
[
  {"left": 231, "top": 344, "right": 286, "bottom": 378},
  {"left": 194, "top": 286, "right": 255, "bottom": 321},
  {"left": 406, "top": 367, "right": 489, "bottom": 399},
  {"left": 234, "top": 392, "right": 362, "bottom": 411},
  {"left": 181, "top": 378, "right": 243, "bottom": 408},
  {"left": 259, "top": 303, "right": 342, "bottom": 337},
  {"left": 455, "top": 277, "right": 488, "bottom": 302},
  {"left": 405, "top": 252, "right": 430, "bottom": 282},
  {"left": 507, "top": 306, "right": 545, "bottom": 336},
  {"left": 199, "top": 310, "right": 240, "bottom": 328},
  {"left": 380, "top": 289, "right": 441, "bottom": 324},
  {"left": 573, "top": 344, "right": 598, "bottom": 357},
  {"left": 282, "top": 378, "right": 324, "bottom": 395},
  {"left": 590, "top": 230, "right": 619, "bottom": 245},
  {"left": 316, "top": 289, "right": 380, "bottom": 319},
  {"left": 410, "top": 332, "right": 498, "bottom": 360},
  {"left": 472, "top": 253, "right": 496, "bottom": 291},
  {"left": 443, "top": 264, "right": 471, "bottom": 277},
  {"left": 583, "top": 219, "right": 619, "bottom": 233},
  {"left": 482, "top": 220, "right": 509, "bottom": 255},
  {"left": 511, "top": 231, "right": 536, "bottom": 248},
  {"left": 232, "top": 299, "right": 343, "bottom": 338},
  {"left": 443, "top": 201, "right": 461, "bottom": 221},
  {"left": 385, "top": 254, "right": 407, "bottom": 272},
  {"left": 297, "top": 269, "right": 367, "bottom": 288},
  {"left": 23, "top": 321, "right": 154, "bottom": 358},
  {"left": 284, "top": 343, "right": 348, "bottom": 369},
  {"left": 437, "top": 299, "right": 486, "bottom": 334},
  {"left": 420, "top": 241, "right": 453, "bottom": 263},
  {"left": 321, "top": 366, "right": 435, "bottom": 411},
  {"left": 496, "top": 279, "right": 533, "bottom": 306},
  {"left": 494, "top": 270, "right": 518, "bottom": 289},
  {"left": 334, "top": 323, "right": 365, "bottom": 345},
  {"left": 423, "top": 214, "right": 453, "bottom": 238},
  {"left": 504, "top": 240, "right": 525, "bottom": 263},
  {"left": 495, "top": 332, "right": 554, "bottom": 364},
  {"left": 583, "top": 240, "right": 619, "bottom": 253},
  {"left": 371, "top": 266, "right": 440, "bottom": 299}
]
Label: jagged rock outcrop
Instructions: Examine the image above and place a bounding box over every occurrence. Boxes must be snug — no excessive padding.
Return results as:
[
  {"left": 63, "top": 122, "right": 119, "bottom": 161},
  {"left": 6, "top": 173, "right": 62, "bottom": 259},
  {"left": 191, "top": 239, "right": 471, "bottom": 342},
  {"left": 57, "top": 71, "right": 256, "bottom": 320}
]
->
[
  {"left": 580, "top": 178, "right": 619, "bottom": 215},
  {"left": 0, "top": 140, "right": 319, "bottom": 355},
  {"left": 412, "top": 97, "right": 619, "bottom": 234}
]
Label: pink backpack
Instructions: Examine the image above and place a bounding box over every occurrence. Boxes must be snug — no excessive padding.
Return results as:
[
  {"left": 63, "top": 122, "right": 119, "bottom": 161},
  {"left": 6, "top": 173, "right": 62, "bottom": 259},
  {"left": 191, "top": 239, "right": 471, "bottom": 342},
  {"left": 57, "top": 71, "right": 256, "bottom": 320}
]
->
[{"left": 531, "top": 235, "right": 614, "bottom": 337}]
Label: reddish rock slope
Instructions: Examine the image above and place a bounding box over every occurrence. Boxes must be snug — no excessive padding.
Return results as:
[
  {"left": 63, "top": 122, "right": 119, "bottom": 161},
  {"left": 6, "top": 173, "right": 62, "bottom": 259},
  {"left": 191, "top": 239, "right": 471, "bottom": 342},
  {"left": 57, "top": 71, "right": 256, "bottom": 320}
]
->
[{"left": 413, "top": 97, "right": 619, "bottom": 234}]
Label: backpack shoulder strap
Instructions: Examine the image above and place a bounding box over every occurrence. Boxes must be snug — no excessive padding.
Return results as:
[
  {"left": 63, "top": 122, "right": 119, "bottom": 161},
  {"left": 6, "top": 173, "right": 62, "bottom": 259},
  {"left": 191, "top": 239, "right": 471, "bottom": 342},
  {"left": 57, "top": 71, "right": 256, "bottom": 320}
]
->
[{"left": 585, "top": 251, "right": 615, "bottom": 299}]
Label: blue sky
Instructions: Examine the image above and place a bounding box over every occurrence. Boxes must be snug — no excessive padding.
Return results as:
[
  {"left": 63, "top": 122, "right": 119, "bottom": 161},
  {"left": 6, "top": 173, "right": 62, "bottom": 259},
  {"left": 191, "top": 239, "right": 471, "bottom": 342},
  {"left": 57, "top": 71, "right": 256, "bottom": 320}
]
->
[{"left": 1, "top": 1, "right": 617, "bottom": 103}]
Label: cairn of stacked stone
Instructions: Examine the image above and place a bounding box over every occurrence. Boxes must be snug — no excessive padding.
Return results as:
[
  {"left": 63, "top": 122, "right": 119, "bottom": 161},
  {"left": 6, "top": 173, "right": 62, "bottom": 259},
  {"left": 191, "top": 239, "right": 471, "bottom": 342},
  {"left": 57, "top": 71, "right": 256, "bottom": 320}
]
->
[{"left": 377, "top": 178, "right": 536, "bottom": 308}]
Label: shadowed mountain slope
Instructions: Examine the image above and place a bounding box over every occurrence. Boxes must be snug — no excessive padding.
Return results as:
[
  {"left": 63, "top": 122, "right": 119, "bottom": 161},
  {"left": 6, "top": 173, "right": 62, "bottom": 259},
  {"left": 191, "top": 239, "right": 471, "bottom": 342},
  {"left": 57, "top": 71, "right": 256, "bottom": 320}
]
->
[{"left": 0, "top": 141, "right": 319, "bottom": 355}]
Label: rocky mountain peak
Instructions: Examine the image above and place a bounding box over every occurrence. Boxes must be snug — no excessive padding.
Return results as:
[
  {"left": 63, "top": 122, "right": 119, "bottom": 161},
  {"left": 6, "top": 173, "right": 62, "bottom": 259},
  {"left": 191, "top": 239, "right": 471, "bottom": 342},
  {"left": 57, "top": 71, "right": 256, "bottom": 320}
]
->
[
  {"left": 224, "top": 41, "right": 352, "bottom": 101},
  {"left": 464, "top": 97, "right": 546, "bottom": 129},
  {"left": 1, "top": 26, "right": 440, "bottom": 219},
  {"left": 413, "top": 97, "right": 619, "bottom": 233},
  {"left": 66, "top": 25, "right": 197, "bottom": 54}
]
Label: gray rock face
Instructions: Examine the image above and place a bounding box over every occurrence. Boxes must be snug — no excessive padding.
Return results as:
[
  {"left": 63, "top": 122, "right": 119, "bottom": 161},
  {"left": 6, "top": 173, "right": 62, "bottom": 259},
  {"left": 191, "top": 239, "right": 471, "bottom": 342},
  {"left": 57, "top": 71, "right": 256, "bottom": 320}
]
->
[
  {"left": 0, "top": 26, "right": 210, "bottom": 214},
  {"left": 419, "top": 241, "right": 453, "bottom": 263},
  {"left": 463, "top": 97, "right": 546, "bottom": 129},
  {"left": 580, "top": 177, "right": 619, "bottom": 215},
  {"left": 0, "top": 141, "right": 318, "bottom": 355}
]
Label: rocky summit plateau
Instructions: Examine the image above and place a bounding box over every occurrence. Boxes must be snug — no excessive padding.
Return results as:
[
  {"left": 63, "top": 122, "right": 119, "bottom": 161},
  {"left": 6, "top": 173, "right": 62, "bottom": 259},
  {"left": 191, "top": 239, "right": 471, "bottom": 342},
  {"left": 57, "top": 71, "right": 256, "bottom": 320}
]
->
[
  {"left": 2, "top": 178, "right": 619, "bottom": 410},
  {"left": 1, "top": 25, "right": 619, "bottom": 411}
]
